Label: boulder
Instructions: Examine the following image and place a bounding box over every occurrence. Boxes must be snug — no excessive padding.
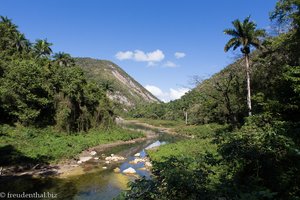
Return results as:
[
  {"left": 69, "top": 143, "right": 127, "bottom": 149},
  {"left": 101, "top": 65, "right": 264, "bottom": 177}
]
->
[
  {"left": 145, "top": 161, "right": 153, "bottom": 168},
  {"left": 90, "top": 151, "right": 97, "bottom": 156},
  {"left": 105, "top": 155, "right": 125, "bottom": 162},
  {"left": 113, "top": 167, "right": 121, "bottom": 173},
  {"left": 123, "top": 167, "right": 136, "bottom": 174},
  {"left": 129, "top": 158, "right": 146, "bottom": 164},
  {"left": 78, "top": 156, "right": 93, "bottom": 163},
  {"left": 134, "top": 153, "right": 141, "bottom": 157}
]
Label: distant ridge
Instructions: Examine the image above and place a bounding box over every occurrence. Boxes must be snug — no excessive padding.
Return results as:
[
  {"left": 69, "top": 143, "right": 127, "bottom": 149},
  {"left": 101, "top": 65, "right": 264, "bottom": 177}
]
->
[{"left": 75, "top": 57, "right": 160, "bottom": 108}]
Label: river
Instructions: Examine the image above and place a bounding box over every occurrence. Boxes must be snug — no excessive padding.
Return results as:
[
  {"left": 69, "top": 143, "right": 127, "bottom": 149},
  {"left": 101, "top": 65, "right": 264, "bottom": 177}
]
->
[{"left": 0, "top": 122, "right": 183, "bottom": 200}]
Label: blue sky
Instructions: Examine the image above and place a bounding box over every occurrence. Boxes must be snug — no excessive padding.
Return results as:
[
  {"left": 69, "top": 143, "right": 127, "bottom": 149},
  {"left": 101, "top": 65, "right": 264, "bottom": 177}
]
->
[{"left": 1, "top": 0, "right": 277, "bottom": 102}]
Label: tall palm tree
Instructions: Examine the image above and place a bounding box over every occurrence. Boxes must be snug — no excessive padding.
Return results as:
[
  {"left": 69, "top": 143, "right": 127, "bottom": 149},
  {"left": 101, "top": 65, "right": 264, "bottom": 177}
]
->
[
  {"left": 11, "top": 32, "right": 30, "bottom": 53},
  {"left": 53, "top": 52, "right": 75, "bottom": 67},
  {"left": 0, "top": 16, "right": 18, "bottom": 32},
  {"left": 0, "top": 16, "right": 18, "bottom": 51},
  {"left": 33, "top": 39, "right": 53, "bottom": 58},
  {"left": 224, "top": 16, "right": 265, "bottom": 116}
]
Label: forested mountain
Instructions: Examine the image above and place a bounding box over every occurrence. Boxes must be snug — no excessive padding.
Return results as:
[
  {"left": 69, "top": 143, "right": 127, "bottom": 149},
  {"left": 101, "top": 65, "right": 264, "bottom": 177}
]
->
[
  {"left": 75, "top": 58, "right": 159, "bottom": 109},
  {"left": 0, "top": 16, "right": 116, "bottom": 132},
  {"left": 123, "top": 1, "right": 300, "bottom": 199},
  {"left": 130, "top": 24, "right": 300, "bottom": 126}
]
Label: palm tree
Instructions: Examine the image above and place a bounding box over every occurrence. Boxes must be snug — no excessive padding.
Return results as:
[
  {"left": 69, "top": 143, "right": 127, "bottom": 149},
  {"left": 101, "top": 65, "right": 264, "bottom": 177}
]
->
[
  {"left": 11, "top": 32, "right": 30, "bottom": 53},
  {"left": 53, "top": 52, "right": 75, "bottom": 67},
  {"left": 0, "top": 16, "right": 18, "bottom": 32},
  {"left": 33, "top": 39, "right": 53, "bottom": 58},
  {"left": 224, "top": 16, "right": 265, "bottom": 116},
  {"left": 0, "top": 16, "right": 18, "bottom": 51}
]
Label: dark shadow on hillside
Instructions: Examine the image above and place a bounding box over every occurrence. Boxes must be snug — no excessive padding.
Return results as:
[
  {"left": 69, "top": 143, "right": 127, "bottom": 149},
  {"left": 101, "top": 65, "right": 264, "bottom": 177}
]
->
[
  {"left": 0, "top": 175, "right": 78, "bottom": 200},
  {"left": 0, "top": 145, "right": 53, "bottom": 175},
  {"left": 0, "top": 145, "right": 78, "bottom": 199}
]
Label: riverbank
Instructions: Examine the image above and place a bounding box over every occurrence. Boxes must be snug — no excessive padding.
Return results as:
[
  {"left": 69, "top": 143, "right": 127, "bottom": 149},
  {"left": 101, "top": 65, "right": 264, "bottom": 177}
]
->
[
  {"left": 0, "top": 125, "right": 144, "bottom": 177},
  {"left": 0, "top": 118, "right": 196, "bottom": 178}
]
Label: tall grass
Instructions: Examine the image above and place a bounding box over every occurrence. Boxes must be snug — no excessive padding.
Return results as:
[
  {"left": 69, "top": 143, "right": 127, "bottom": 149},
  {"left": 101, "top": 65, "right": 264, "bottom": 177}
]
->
[{"left": 0, "top": 125, "right": 144, "bottom": 164}]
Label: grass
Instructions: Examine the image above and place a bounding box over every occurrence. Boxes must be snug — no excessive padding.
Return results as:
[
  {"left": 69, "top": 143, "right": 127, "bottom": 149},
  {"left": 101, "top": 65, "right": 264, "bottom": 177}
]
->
[
  {"left": 144, "top": 120, "right": 228, "bottom": 162},
  {"left": 174, "top": 123, "right": 230, "bottom": 138},
  {"left": 0, "top": 124, "right": 144, "bottom": 165},
  {"left": 145, "top": 122, "right": 228, "bottom": 189},
  {"left": 148, "top": 138, "right": 218, "bottom": 162},
  {"left": 129, "top": 118, "right": 185, "bottom": 128}
]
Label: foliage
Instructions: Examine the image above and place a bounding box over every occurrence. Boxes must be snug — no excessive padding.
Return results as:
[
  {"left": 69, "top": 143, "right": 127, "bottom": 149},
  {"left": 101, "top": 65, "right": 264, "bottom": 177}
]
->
[
  {"left": 0, "top": 125, "right": 144, "bottom": 164},
  {"left": 123, "top": 1, "right": 300, "bottom": 199},
  {"left": 0, "top": 16, "right": 114, "bottom": 132},
  {"left": 120, "top": 156, "right": 218, "bottom": 200},
  {"left": 219, "top": 116, "right": 300, "bottom": 199}
]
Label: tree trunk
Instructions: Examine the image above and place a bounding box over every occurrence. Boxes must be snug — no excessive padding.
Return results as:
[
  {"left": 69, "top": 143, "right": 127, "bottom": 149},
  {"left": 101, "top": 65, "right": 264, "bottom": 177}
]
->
[
  {"left": 185, "top": 111, "right": 188, "bottom": 125},
  {"left": 245, "top": 54, "right": 252, "bottom": 116}
]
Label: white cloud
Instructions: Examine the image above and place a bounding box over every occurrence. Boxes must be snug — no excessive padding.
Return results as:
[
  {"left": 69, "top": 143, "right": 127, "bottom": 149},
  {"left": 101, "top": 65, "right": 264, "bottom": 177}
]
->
[
  {"left": 174, "top": 52, "right": 186, "bottom": 59},
  {"left": 145, "top": 85, "right": 190, "bottom": 102},
  {"left": 169, "top": 88, "right": 190, "bottom": 100},
  {"left": 163, "top": 61, "right": 177, "bottom": 68},
  {"left": 145, "top": 85, "right": 164, "bottom": 97},
  {"left": 115, "top": 49, "right": 165, "bottom": 65},
  {"left": 115, "top": 51, "right": 133, "bottom": 60}
]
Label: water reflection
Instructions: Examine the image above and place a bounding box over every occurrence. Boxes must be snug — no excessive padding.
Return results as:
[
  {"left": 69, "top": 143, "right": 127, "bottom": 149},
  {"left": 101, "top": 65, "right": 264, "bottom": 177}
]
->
[{"left": 0, "top": 124, "right": 183, "bottom": 200}]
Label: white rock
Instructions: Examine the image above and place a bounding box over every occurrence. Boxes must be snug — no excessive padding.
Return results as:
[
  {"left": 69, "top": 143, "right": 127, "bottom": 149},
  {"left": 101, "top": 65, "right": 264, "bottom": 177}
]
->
[
  {"left": 123, "top": 167, "right": 136, "bottom": 174},
  {"left": 79, "top": 156, "right": 93, "bottom": 163},
  {"left": 111, "top": 154, "right": 114, "bottom": 157},
  {"left": 102, "top": 166, "right": 107, "bottom": 169},
  {"left": 94, "top": 157, "right": 99, "bottom": 160},
  {"left": 105, "top": 161, "right": 110, "bottom": 164},
  {"left": 105, "top": 155, "right": 125, "bottom": 162},
  {"left": 145, "top": 161, "right": 152, "bottom": 168},
  {"left": 77, "top": 161, "right": 82, "bottom": 164},
  {"left": 134, "top": 153, "right": 141, "bottom": 157},
  {"left": 90, "top": 151, "right": 97, "bottom": 156},
  {"left": 129, "top": 158, "right": 146, "bottom": 164}
]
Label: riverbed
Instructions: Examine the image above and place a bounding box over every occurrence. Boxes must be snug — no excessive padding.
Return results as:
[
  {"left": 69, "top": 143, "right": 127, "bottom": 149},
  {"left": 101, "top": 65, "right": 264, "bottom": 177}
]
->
[{"left": 0, "top": 122, "right": 183, "bottom": 200}]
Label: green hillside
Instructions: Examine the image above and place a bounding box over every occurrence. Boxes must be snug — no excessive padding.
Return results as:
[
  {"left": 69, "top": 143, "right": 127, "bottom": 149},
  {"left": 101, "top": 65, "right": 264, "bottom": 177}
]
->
[{"left": 75, "top": 58, "right": 160, "bottom": 109}]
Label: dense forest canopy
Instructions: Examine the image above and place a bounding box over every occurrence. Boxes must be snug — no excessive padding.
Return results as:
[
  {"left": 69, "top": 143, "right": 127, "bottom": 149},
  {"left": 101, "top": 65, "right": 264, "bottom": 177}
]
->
[{"left": 0, "top": 16, "right": 114, "bottom": 132}]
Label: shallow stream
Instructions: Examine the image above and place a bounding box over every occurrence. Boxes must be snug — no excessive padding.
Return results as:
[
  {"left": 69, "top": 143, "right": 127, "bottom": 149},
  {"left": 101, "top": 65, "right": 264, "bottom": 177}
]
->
[{"left": 0, "top": 123, "right": 183, "bottom": 200}]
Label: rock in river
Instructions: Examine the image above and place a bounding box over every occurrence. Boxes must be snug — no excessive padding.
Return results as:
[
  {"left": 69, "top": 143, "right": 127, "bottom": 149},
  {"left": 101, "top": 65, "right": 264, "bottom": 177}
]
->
[
  {"left": 105, "top": 155, "right": 125, "bottom": 162},
  {"left": 134, "top": 153, "right": 140, "bottom": 157},
  {"left": 123, "top": 167, "right": 136, "bottom": 174}
]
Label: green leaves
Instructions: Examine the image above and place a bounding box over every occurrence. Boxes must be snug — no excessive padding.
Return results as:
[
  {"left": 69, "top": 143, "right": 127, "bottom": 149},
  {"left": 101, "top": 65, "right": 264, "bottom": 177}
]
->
[
  {"left": 0, "top": 60, "right": 52, "bottom": 125},
  {"left": 224, "top": 17, "right": 265, "bottom": 54},
  {"left": 33, "top": 39, "right": 53, "bottom": 58}
]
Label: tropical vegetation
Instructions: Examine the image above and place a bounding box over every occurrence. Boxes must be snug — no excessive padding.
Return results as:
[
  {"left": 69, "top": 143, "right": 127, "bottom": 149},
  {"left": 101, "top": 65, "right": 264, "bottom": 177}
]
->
[
  {"left": 121, "top": 0, "right": 300, "bottom": 199},
  {"left": 0, "top": 16, "right": 143, "bottom": 168}
]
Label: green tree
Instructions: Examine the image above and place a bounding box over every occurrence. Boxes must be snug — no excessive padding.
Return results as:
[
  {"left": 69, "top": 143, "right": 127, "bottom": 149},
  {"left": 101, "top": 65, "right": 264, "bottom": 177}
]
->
[
  {"left": 53, "top": 52, "right": 75, "bottom": 67},
  {"left": 0, "top": 16, "right": 18, "bottom": 54},
  {"left": 11, "top": 32, "right": 30, "bottom": 53},
  {"left": 33, "top": 39, "right": 53, "bottom": 58},
  {"left": 270, "top": 0, "right": 300, "bottom": 29},
  {"left": 224, "top": 17, "right": 265, "bottom": 116}
]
